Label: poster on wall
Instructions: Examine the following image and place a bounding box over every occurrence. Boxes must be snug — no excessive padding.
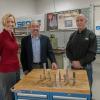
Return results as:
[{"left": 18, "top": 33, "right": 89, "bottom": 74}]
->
[
  {"left": 16, "top": 17, "right": 32, "bottom": 28},
  {"left": 47, "top": 13, "right": 58, "bottom": 31},
  {"left": 58, "top": 10, "right": 80, "bottom": 30},
  {"left": 15, "top": 17, "right": 32, "bottom": 35},
  {"left": 32, "top": 14, "right": 45, "bottom": 31},
  {"left": 16, "top": 14, "right": 45, "bottom": 32},
  {"left": 95, "top": 22, "right": 100, "bottom": 35}
]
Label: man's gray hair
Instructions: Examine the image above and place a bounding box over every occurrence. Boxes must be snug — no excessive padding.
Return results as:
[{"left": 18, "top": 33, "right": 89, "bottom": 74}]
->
[{"left": 76, "top": 14, "right": 88, "bottom": 22}]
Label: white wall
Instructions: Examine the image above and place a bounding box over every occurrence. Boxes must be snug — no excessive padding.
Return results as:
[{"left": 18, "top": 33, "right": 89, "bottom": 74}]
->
[
  {"left": 0, "top": 0, "right": 36, "bottom": 29},
  {"left": 35, "top": 0, "right": 100, "bottom": 14},
  {"left": 0, "top": 0, "right": 36, "bottom": 18},
  {"left": 94, "top": 6, "right": 100, "bottom": 35},
  {"left": 93, "top": 0, "right": 100, "bottom": 5},
  {"left": 35, "top": 0, "right": 91, "bottom": 14}
]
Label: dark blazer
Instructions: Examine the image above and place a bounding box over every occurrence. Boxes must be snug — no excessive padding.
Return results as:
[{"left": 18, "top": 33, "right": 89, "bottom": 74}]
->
[{"left": 20, "top": 34, "right": 56, "bottom": 72}]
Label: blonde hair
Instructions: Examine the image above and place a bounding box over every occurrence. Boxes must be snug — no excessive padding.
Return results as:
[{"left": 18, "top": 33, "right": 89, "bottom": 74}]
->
[{"left": 2, "top": 13, "right": 16, "bottom": 27}]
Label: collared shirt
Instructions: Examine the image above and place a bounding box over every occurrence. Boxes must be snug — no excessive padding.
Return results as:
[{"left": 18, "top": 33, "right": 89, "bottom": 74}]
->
[{"left": 31, "top": 36, "right": 40, "bottom": 63}]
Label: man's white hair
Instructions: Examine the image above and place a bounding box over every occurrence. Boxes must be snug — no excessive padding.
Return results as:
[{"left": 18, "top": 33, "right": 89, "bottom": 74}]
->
[
  {"left": 31, "top": 20, "right": 39, "bottom": 25},
  {"left": 76, "top": 14, "right": 88, "bottom": 22}
]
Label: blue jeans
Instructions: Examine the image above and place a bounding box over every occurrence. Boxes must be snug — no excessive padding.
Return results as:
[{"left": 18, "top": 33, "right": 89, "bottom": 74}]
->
[
  {"left": 85, "top": 64, "right": 93, "bottom": 100},
  {"left": 85, "top": 64, "right": 93, "bottom": 88}
]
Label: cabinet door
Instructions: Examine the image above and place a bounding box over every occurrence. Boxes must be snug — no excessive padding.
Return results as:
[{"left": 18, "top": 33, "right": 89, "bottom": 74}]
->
[
  {"left": 53, "top": 95, "right": 87, "bottom": 100},
  {"left": 16, "top": 92, "right": 48, "bottom": 100}
]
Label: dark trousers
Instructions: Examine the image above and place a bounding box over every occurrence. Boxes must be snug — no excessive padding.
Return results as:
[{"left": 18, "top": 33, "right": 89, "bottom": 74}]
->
[{"left": 0, "top": 70, "right": 20, "bottom": 100}]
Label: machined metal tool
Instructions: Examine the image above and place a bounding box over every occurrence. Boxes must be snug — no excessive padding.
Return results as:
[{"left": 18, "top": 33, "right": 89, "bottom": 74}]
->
[
  {"left": 43, "top": 63, "right": 46, "bottom": 80},
  {"left": 48, "top": 70, "right": 51, "bottom": 81},
  {"left": 66, "top": 69, "right": 68, "bottom": 77},
  {"left": 72, "top": 72, "right": 76, "bottom": 86},
  {"left": 40, "top": 74, "right": 42, "bottom": 80},
  {"left": 43, "top": 69, "right": 46, "bottom": 80},
  {"left": 63, "top": 74, "right": 66, "bottom": 82},
  {"left": 59, "top": 70, "right": 61, "bottom": 82},
  {"left": 54, "top": 74, "right": 57, "bottom": 86},
  {"left": 64, "top": 69, "right": 69, "bottom": 85}
]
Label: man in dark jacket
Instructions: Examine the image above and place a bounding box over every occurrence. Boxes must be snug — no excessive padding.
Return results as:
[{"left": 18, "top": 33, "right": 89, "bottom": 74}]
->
[
  {"left": 66, "top": 14, "right": 97, "bottom": 100},
  {"left": 20, "top": 21, "right": 57, "bottom": 75}
]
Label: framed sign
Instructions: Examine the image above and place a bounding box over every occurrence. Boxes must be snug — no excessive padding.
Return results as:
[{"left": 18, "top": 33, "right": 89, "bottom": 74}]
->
[
  {"left": 47, "top": 13, "right": 58, "bottom": 31},
  {"left": 16, "top": 14, "right": 45, "bottom": 32},
  {"left": 58, "top": 10, "right": 80, "bottom": 30},
  {"left": 16, "top": 17, "right": 32, "bottom": 28}
]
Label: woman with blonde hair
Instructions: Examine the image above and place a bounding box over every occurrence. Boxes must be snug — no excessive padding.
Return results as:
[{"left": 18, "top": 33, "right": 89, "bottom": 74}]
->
[{"left": 0, "top": 13, "right": 20, "bottom": 100}]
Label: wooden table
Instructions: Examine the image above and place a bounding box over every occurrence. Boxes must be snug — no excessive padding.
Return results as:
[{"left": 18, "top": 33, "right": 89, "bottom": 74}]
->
[{"left": 12, "top": 69, "right": 90, "bottom": 100}]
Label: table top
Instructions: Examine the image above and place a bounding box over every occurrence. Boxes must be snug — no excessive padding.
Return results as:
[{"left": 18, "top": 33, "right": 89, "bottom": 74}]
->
[{"left": 12, "top": 69, "right": 90, "bottom": 94}]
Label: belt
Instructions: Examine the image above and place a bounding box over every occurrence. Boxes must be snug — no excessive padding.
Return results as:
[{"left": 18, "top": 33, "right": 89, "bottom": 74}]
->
[
  {"left": 33, "top": 62, "right": 41, "bottom": 65},
  {"left": 32, "top": 62, "right": 42, "bottom": 69}
]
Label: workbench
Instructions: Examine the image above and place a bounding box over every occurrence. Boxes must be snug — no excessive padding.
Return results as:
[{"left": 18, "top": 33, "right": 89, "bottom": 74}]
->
[{"left": 11, "top": 69, "right": 90, "bottom": 100}]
